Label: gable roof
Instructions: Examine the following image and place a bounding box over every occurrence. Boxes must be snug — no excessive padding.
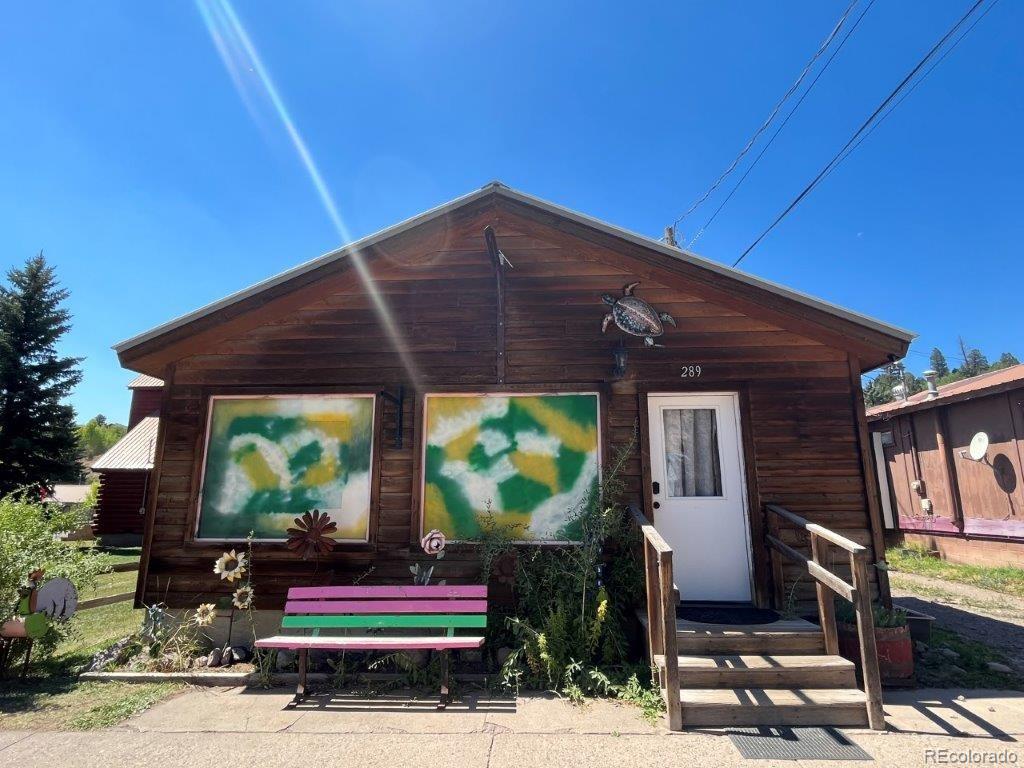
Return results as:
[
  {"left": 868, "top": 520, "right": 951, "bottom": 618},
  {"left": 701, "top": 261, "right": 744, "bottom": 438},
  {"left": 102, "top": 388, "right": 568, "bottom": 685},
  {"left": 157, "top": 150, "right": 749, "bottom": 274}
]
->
[
  {"left": 114, "top": 182, "right": 913, "bottom": 364},
  {"left": 92, "top": 416, "right": 159, "bottom": 471}
]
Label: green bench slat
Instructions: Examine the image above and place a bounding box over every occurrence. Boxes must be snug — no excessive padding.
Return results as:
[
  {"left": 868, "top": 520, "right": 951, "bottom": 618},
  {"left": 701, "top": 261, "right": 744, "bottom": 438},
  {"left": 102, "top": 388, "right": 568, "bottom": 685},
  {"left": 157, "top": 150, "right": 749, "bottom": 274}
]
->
[{"left": 281, "top": 613, "right": 487, "bottom": 630}]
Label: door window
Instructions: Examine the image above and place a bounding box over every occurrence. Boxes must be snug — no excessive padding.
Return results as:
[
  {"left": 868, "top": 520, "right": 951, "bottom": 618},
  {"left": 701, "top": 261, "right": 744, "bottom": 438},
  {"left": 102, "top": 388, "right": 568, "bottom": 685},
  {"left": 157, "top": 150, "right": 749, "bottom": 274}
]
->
[{"left": 662, "top": 408, "right": 723, "bottom": 497}]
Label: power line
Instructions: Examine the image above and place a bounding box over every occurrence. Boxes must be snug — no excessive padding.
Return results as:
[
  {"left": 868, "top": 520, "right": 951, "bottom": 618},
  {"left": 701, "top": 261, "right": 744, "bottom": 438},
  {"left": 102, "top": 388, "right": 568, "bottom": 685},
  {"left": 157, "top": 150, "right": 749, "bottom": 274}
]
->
[
  {"left": 818, "top": 0, "right": 1000, "bottom": 187},
  {"left": 732, "top": 0, "right": 991, "bottom": 268},
  {"left": 668, "top": 0, "right": 860, "bottom": 232},
  {"left": 687, "top": 0, "right": 878, "bottom": 248}
]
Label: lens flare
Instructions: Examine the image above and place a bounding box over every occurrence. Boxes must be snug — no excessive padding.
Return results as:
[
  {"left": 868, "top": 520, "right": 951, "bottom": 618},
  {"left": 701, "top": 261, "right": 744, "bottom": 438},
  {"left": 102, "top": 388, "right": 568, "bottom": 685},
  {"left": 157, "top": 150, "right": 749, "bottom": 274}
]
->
[{"left": 195, "top": 0, "right": 422, "bottom": 388}]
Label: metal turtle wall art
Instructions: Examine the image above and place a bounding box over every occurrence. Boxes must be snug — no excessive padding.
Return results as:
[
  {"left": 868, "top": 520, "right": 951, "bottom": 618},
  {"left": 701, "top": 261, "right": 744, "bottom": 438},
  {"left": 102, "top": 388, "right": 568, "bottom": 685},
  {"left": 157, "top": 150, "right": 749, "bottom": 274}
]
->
[{"left": 601, "top": 281, "right": 676, "bottom": 346}]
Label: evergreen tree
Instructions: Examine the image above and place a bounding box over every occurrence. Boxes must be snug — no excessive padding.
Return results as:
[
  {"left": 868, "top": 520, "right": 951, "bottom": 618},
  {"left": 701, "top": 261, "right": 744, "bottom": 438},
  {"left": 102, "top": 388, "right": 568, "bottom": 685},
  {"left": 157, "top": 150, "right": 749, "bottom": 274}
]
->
[
  {"left": 863, "top": 364, "right": 926, "bottom": 407},
  {"left": 928, "top": 347, "right": 949, "bottom": 377},
  {"left": 993, "top": 352, "right": 1020, "bottom": 370},
  {"left": 0, "top": 253, "right": 83, "bottom": 494},
  {"left": 960, "top": 348, "right": 989, "bottom": 378}
]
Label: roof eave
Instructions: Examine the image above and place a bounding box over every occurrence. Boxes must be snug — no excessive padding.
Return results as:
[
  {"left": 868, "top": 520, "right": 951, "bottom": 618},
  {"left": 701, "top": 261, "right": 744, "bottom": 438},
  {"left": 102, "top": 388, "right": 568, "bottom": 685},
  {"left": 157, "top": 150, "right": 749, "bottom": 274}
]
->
[{"left": 114, "top": 182, "right": 914, "bottom": 363}]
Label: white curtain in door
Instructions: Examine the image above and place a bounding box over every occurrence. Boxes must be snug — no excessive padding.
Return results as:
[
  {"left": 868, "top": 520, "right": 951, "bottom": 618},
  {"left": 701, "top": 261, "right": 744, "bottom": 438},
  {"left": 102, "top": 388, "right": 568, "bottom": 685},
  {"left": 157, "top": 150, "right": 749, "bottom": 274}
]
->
[{"left": 663, "top": 408, "right": 722, "bottom": 497}]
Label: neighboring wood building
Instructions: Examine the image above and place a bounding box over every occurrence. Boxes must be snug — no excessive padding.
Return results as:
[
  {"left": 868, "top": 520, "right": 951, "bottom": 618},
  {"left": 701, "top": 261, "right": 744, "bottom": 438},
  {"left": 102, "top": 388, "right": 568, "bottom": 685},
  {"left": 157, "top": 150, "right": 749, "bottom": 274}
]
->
[
  {"left": 113, "top": 183, "right": 911, "bottom": 616},
  {"left": 867, "top": 364, "right": 1024, "bottom": 567},
  {"left": 90, "top": 374, "right": 163, "bottom": 541}
]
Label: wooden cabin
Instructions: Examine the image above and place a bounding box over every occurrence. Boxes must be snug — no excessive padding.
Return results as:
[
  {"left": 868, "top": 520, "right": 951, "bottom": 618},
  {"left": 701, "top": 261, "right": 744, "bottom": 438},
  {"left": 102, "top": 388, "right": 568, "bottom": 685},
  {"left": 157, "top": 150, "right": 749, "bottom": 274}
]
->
[
  {"left": 115, "top": 183, "right": 911, "bottom": 728},
  {"left": 868, "top": 364, "right": 1024, "bottom": 567},
  {"left": 90, "top": 374, "right": 163, "bottom": 542}
]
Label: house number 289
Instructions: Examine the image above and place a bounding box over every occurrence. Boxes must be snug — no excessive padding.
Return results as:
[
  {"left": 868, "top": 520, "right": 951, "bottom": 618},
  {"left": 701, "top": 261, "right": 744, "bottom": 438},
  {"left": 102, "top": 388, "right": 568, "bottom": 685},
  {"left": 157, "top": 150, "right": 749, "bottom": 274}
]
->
[{"left": 680, "top": 365, "right": 702, "bottom": 378}]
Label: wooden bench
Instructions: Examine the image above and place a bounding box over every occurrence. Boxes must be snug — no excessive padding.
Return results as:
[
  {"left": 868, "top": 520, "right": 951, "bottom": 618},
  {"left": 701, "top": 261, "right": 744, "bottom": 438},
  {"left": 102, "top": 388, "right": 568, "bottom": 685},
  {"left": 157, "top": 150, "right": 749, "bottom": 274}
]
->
[{"left": 255, "top": 585, "right": 487, "bottom": 707}]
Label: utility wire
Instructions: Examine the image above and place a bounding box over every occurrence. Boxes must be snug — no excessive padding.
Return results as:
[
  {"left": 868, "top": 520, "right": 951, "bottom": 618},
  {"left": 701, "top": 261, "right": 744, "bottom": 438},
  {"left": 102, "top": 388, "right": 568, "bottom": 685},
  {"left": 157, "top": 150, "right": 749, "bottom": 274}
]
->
[
  {"left": 669, "top": 0, "right": 860, "bottom": 232},
  {"left": 687, "top": 0, "right": 877, "bottom": 248},
  {"left": 817, "top": 0, "right": 1000, "bottom": 187},
  {"left": 732, "top": 0, "right": 991, "bottom": 268}
]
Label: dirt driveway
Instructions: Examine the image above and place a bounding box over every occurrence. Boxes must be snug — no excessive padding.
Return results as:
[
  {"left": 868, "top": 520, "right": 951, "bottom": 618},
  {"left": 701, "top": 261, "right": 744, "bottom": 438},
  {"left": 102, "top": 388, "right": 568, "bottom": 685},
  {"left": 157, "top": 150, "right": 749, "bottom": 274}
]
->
[{"left": 890, "top": 570, "right": 1024, "bottom": 672}]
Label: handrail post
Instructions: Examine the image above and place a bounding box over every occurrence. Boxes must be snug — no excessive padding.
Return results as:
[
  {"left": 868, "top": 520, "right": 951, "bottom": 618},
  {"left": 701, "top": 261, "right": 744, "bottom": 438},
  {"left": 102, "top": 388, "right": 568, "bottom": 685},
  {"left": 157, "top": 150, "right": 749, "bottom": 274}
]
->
[
  {"left": 851, "top": 551, "right": 885, "bottom": 730},
  {"left": 766, "top": 508, "right": 786, "bottom": 608},
  {"left": 810, "top": 532, "right": 839, "bottom": 655},
  {"left": 643, "top": 540, "right": 662, "bottom": 664},
  {"left": 659, "top": 549, "right": 681, "bottom": 731}
]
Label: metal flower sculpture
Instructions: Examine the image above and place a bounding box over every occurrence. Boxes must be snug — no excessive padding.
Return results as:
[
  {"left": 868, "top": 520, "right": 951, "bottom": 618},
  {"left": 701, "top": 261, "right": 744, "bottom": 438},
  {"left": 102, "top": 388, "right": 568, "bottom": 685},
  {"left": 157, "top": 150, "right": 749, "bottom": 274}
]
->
[
  {"left": 286, "top": 509, "right": 337, "bottom": 560},
  {"left": 420, "top": 529, "right": 446, "bottom": 557}
]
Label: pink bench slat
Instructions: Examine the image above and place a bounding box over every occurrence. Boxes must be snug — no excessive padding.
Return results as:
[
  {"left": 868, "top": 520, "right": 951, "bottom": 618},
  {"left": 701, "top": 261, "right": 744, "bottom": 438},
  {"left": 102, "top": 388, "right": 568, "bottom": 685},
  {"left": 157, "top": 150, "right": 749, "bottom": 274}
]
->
[
  {"left": 284, "top": 599, "right": 487, "bottom": 615},
  {"left": 255, "top": 636, "right": 484, "bottom": 651},
  {"left": 287, "top": 585, "right": 487, "bottom": 600}
]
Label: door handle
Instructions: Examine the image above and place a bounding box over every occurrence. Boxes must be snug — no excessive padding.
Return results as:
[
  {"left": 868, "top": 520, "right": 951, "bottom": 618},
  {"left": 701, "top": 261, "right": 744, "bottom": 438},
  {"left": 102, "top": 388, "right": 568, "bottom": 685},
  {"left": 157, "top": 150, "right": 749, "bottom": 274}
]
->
[{"left": 652, "top": 481, "right": 660, "bottom": 495}]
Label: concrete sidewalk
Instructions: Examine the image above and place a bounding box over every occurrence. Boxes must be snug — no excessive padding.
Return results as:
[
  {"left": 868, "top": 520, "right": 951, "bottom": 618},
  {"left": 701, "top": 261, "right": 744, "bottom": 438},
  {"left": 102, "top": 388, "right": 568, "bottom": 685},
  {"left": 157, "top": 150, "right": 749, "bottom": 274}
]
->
[{"left": 2, "top": 687, "right": 1023, "bottom": 767}]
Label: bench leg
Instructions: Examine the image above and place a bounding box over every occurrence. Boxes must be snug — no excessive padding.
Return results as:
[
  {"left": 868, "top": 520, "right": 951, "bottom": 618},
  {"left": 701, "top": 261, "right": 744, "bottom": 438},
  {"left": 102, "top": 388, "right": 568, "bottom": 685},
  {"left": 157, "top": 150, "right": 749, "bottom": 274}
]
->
[
  {"left": 293, "top": 648, "right": 308, "bottom": 706},
  {"left": 437, "top": 650, "right": 450, "bottom": 710}
]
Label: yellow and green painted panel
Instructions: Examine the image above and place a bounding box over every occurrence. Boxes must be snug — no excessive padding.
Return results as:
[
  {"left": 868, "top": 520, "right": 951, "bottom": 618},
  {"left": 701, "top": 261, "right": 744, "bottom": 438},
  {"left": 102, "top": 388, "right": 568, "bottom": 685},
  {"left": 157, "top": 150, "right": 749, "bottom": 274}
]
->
[
  {"left": 197, "top": 395, "right": 374, "bottom": 541},
  {"left": 422, "top": 393, "right": 600, "bottom": 541}
]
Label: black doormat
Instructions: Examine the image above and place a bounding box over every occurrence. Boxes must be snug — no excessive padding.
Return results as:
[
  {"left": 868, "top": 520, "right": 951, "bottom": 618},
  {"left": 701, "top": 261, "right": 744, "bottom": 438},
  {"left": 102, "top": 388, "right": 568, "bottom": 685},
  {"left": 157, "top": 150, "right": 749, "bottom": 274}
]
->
[
  {"left": 677, "top": 604, "right": 779, "bottom": 625},
  {"left": 728, "top": 726, "right": 872, "bottom": 761}
]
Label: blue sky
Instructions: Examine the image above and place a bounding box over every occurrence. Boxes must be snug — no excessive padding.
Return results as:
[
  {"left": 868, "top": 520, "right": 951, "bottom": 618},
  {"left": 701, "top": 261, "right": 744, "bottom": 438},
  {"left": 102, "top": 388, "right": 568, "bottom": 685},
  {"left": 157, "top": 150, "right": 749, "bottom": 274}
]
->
[{"left": 1, "top": 1, "right": 1020, "bottom": 423}]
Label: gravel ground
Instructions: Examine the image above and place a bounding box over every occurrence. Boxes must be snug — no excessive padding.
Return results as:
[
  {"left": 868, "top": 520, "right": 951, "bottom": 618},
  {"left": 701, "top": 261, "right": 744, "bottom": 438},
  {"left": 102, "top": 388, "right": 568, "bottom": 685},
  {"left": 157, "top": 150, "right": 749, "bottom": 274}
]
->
[{"left": 890, "top": 570, "right": 1024, "bottom": 671}]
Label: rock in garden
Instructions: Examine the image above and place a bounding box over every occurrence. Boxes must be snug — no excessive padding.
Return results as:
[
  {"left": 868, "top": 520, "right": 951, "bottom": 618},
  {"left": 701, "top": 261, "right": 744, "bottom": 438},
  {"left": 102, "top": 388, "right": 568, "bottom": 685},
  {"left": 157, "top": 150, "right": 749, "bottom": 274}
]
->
[
  {"left": 914, "top": 641, "right": 929, "bottom": 654},
  {"left": 207, "top": 647, "right": 223, "bottom": 668},
  {"left": 496, "top": 647, "right": 513, "bottom": 667},
  {"left": 196, "top": 655, "right": 208, "bottom": 668},
  {"left": 949, "top": 666, "right": 968, "bottom": 677},
  {"left": 986, "top": 662, "right": 1013, "bottom": 674},
  {"left": 221, "top": 647, "right": 235, "bottom": 666},
  {"left": 230, "top": 646, "right": 249, "bottom": 663},
  {"left": 275, "top": 649, "right": 296, "bottom": 671},
  {"left": 937, "top": 647, "right": 960, "bottom": 661}
]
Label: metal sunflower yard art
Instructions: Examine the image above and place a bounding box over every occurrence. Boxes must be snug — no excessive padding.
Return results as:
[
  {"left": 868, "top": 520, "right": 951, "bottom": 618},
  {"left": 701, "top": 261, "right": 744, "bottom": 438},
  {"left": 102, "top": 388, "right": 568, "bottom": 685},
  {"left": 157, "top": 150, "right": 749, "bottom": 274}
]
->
[{"left": 286, "top": 509, "right": 337, "bottom": 560}]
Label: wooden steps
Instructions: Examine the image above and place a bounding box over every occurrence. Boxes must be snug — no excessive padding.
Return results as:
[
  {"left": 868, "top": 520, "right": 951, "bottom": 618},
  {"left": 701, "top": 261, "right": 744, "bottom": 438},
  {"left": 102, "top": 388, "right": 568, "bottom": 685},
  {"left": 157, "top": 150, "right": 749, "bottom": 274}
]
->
[
  {"left": 678, "top": 687, "right": 869, "bottom": 727},
  {"left": 645, "top": 613, "right": 872, "bottom": 728},
  {"left": 674, "top": 618, "right": 825, "bottom": 655},
  {"left": 656, "top": 653, "right": 856, "bottom": 689}
]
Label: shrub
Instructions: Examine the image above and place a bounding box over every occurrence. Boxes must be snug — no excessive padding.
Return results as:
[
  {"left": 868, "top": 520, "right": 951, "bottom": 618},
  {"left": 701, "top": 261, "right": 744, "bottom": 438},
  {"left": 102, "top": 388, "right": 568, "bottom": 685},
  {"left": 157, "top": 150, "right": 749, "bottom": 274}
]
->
[
  {"left": 0, "top": 493, "right": 111, "bottom": 655},
  {"left": 835, "top": 599, "right": 907, "bottom": 628}
]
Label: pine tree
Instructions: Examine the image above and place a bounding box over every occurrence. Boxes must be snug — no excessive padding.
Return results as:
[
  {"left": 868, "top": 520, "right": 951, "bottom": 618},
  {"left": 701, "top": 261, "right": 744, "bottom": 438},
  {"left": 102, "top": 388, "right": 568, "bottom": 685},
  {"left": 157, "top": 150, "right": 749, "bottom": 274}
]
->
[
  {"left": 961, "top": 348, "right": 989, "bottom": 378},
  {"left": 0, "top": 253, "right": 83, "bottom": 494},
  {"left": 928, "top": 348, "right": 949, "bottom": 377},
  {"left": 993, "top": 352, "right": 1020, "bottom": 370}
]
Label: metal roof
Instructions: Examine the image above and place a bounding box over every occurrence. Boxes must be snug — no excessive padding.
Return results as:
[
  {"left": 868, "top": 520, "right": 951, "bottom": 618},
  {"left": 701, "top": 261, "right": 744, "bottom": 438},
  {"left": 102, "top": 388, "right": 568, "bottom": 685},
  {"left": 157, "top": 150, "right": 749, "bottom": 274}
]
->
[
  {"left": 114, "top": 181, "right": 914, "bottom": 355},
  {"left": 49, "top": 484, "right": 91, "bottom": 505},
  {"left": 867, "top": 364, "right": 1024, "bottom": 419},
  {"left": 127, "top": 373, "right": 164, "bottom": 389},
  {"left": 92, "top": 416, "right": 159, "bottom": 471}
]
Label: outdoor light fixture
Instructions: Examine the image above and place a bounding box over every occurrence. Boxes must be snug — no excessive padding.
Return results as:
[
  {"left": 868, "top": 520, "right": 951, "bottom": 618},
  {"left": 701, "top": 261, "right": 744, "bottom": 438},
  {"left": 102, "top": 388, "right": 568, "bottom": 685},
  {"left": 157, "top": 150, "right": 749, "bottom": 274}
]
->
[{"left": 613, "top": 341, "right": 629, "bottom": 379}]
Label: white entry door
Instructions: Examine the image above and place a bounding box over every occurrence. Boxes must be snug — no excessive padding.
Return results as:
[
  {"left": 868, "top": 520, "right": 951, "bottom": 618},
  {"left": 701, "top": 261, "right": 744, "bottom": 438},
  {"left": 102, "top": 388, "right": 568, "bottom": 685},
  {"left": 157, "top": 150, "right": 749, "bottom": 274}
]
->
[{"left": 648, "top": 393, "right": 753, "bottom": 602}]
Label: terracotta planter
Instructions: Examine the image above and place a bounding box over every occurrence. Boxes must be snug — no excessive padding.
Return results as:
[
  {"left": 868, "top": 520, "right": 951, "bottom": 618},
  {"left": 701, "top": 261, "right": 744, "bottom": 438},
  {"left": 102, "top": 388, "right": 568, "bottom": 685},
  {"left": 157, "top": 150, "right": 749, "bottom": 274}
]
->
[{"left": 838, "top": 622, "right": 914, "bottom": 680}]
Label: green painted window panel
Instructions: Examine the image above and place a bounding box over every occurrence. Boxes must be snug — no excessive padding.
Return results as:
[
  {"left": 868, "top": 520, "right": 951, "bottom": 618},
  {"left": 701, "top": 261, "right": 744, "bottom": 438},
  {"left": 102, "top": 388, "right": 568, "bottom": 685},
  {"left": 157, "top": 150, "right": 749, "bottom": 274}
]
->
[{"left": 281, "top": 614, "right": 487, "bottom": 629}]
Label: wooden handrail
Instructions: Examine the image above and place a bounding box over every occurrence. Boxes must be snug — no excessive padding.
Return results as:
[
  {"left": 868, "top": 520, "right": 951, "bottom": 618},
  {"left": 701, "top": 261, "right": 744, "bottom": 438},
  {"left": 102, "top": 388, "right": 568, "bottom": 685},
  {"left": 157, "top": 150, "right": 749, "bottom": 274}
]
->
[
  {"left": 764, "top": 504, "right": 885, "bottom": 731},
  {"left": 628, "top": 505, "right": 681, "bottom": 731},
  {"left": 765, "top": 504, "right": 866, "bottom": 554}
]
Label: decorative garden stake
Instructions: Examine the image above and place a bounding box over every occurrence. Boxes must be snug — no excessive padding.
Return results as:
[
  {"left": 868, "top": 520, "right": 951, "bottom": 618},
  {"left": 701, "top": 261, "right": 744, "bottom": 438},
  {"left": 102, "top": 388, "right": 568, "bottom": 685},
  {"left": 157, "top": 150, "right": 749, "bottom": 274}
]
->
[
  {"left": 600, "top": 281, "right": 676, "bottom": 347},
  {"left": 1, "top": 569, "right": 79, "bottom": 679},
  {"left": 411, "top": 529, "right": 447, "bottom": 585},
  {"left": 286, "top": 509, "right": 338, "bottom": 560},
  {"left": 213, "top": 550, "right": 247, "bottom": 583}
]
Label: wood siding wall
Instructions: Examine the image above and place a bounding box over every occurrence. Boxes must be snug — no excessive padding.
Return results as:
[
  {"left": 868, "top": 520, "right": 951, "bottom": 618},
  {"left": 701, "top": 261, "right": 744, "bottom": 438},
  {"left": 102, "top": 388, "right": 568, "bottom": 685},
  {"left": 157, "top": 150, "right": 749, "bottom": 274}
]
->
[
  {"left": 94, "top": 470, "right": 148, "bottom": 536},
  {"left": 873, "top": 385, "right": 1024, "bottom": 542},
  {"left": 139, "top": 204, "right": 882, "bottom": 609}
]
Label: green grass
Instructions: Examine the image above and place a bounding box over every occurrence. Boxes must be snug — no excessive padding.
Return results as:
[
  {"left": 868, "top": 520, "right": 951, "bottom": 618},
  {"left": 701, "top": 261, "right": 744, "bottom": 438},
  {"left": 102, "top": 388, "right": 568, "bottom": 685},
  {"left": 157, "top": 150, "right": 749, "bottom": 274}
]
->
[
  {"left": 886, "top": 544, "right": 1024, "bottom": 598},
  {"left": 70, "top": 541, "right": 141, "bottom": 566},
  {"left": 916, "top": 627, "right": 1024, "bottom": 689},
  {"left": 0, "top": 586, "right": 181, "bottom": 731},
  {"left": 79, "top": 569, "right": 138, "bottom": 601}
]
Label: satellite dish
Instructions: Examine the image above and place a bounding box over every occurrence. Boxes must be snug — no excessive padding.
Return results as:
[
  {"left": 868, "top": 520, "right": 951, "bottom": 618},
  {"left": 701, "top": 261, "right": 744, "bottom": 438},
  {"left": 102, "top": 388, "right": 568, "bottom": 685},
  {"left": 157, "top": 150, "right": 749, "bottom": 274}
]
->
[
  {"left": 968, "top": 431, "right": 990, "bottom": 462},
  {"left": 34, "top": 578, "right": 78, "bottom": 621}
]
